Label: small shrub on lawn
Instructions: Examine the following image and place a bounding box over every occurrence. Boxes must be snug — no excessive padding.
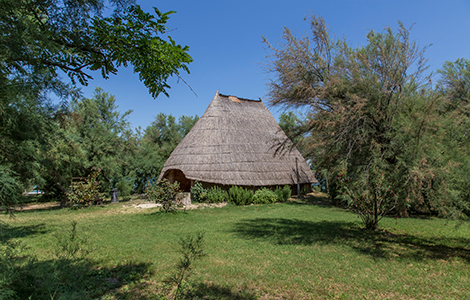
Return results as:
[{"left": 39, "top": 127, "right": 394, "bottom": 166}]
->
[
  {"left": 147, "top": 179, "right": 182, "bottom": 213},
  {"left": 206, "top": 187, "right": 228, "bottom": 203},
  {"left": 228, "top": 186, "right": 254, "bottom": 205},
  {"left": 165, "top": 232, "right": 206, "bottom": 300},
  {"left": 53, "top": 221, "right": 92, "bottom": 260},
  {"left": 253, "top": 188, "right": 277, "bottom": 204},
  {"left": 275, "top": 185, "right": 291, "bottom": 202},
  {"left": 190, "top": 181, "right": 207, "bottom": 203}
]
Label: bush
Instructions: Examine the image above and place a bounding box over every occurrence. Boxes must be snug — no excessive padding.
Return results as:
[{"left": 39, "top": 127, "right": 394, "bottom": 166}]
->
[
  {"left": 0, "top": 166, "right": 22, "bottom": 214},
  {"left": 206, "top": 187, "right": 228, "bottom": 203},
  {"left": 228, "top": 186, "right": 254, "bottom": 205},
  {"left": 275, "top": 185, "right": 291, "bottom": 202},
  {"left": 0, "top": 227, "right": 30, "bottom": 300},
  {"left": 53, "top": 221, "right": 92, "bottom": 260},
  {"left": 253, "top": 188, "right": 277, "bottom": 204},
  {"left": 165, "top": 232, "right": 206, "bottom": 300},
  {"left": 147, "top": 179, "right": 182, "bottom": 213},
  {"left": 67, "top": 168, "right": 101, "bottom": 207},
  {"left": 115, "top": 177, "right": 133, "bottom": 198},
  {"left": 190, "top": 181, "right": 207, "bottom": 202}
]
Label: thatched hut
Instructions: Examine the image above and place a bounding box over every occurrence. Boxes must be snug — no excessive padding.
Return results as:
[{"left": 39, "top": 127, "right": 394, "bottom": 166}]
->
[{"left": 158, "top": 91, "right": 317, "bottom": 193}]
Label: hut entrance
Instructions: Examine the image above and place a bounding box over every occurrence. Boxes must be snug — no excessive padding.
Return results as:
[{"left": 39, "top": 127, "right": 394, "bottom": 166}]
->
[{"left": 162, "top": 169, "right": 191, "bottom": 192}]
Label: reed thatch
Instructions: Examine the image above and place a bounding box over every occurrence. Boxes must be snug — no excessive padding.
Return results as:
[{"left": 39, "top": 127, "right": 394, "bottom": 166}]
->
[{"left": 158, "top": 91, "right": 317, "bottom": 191}]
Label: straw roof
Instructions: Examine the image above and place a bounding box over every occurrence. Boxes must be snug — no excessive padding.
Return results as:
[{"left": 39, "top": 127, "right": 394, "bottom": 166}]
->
[{"left": 158, "top": 91, "right": 317, "bottom": 187}]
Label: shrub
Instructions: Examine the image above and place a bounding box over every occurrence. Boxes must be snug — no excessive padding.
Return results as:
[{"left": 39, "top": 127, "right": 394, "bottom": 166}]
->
[
  {"left": 115, "top": 177, "right": 133, "bottom": 198},
  {"left": 275, "top": 185, "right": 292, "bottom": 202},
  {"left": 228, "top": 186, "right": 254, "bottom": 205},
  {"left": 0, "top": 166, "right": 22, "bottom": 214},
  {"left": 53, "top": 221, "right": 92, "bottom": 260},
  {"left": 147, "top": 179, "right": 182, "bottom": 213},
  {"left": 165, "top": 232, "right": 206, "bottom": 300},
  {"left": 190, "top": 181, "right": 207, "bottom": 202},
  {"left": 301, "top": 184, "right": 310, "bottom": 196},
  {"left": 206, "top": 187, "right": 228, "bottom": 203},
  {"left": 67, "top": 168, "right": 101, "bottom": 207},
  {"left": 0, "top": 225, "right": 30, "bottom": 300},
  {"left": 253, "top": 188, "right": 277, "bottom": 204}
]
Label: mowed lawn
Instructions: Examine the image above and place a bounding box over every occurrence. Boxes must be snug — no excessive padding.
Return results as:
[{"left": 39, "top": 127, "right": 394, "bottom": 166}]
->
[{"left": 2, "top": 197, "right": 469, "bottom": 299}]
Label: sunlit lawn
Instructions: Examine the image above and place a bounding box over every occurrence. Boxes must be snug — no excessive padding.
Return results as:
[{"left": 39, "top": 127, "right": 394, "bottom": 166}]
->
[{"left": 1, "top": 196, "right": 469, "bottom": 299}]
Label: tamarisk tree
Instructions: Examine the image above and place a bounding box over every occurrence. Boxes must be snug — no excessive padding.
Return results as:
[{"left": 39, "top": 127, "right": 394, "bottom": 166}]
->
[{"left": 264, "top": 15, "right": 445, "bottom": 229}]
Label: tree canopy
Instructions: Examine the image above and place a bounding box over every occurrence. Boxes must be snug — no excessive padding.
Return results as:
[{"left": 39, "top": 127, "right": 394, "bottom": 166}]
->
[
  {"left": 265, "top": 14, "right": 470, "bottom": 229},
  {"left": 0, "top": 0, "right": 192, "bottom": 209}
]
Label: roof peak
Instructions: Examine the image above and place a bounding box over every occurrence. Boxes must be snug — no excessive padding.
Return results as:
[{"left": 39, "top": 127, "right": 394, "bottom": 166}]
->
[{"left": 216, "top": 91, "right": 262, "bottom": 102}]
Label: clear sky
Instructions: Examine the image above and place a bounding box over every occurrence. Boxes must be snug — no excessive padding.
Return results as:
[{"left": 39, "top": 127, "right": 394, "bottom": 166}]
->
[{"left": 80, "top": 0, "right": 470, "bottom": 130}]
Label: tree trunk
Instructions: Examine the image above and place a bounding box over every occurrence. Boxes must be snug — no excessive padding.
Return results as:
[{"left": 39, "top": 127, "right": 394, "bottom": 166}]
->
[{"left": 373, "top": 197, "right": 379, "bottom": 230}]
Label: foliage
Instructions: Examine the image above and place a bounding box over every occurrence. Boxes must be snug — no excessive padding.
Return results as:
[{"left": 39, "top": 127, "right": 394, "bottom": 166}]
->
[
  {"left": 0, "top": 166, "right": 23, "bottom": 213},
  {"left": 206, "top": 187, "right": 228, "bottom": 204},
  {"left": 278, "top": 112, "right": 307, "bottom": 155},
  {"left": 147, "top": 179, "right": 182, "bottom": 213},
  {"left": 165, "top": 232, "right": 206, "bottom": 300},
  {"left": 253, "top": 188, "right": 277, "bottom": 204},
  {"left": 434, "top": 58, "right": 470, "bottom": 218},
  {"left": 228, "top": 186, "right": 254, "bottom": 205},
  {"left": 66, "top": 168, "right": 101, "bottom": 207},
  {"left": 263, "top": 14, "right": 457, "bottom": 229},
  {"left": 335, "top": 164, "right": 399, "bottom": 229},
  {"left": 0, "top": 225, "right": 32, "bottom": 300},
  {"left": 275, "top": 185, "right": 292, "bottom": 202},
  {"left": 190, "top": 181, "right": 207, "bottom": 203},
  {"left": 132, "top": 114, "right": 199, "bottom": 194},
  {"left": 40, "top": 89, "right": 199, "bottom": 200},
  {"left": 53, "top": 221, "right": 92, "bottom": 260},
  {"left": 0, "top": 0, "right": 192, "bottom": 204},
  {"left": 0, "top": 0, "right": 192, "bottom": 98}
]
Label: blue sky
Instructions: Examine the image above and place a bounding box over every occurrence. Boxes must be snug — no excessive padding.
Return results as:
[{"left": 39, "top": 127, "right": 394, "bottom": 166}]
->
[{"left": 80, "top": 0, "right": 470, "bottom": 130}]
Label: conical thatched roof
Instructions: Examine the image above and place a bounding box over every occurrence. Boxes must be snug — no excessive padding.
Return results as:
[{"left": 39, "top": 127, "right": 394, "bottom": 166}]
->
[{"left": 158, "top": 91, "right": 317, "bottom": 187}]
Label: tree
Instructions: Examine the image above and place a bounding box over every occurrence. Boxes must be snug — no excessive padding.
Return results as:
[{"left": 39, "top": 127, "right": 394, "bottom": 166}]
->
[
  {"left": 434, "top": 59, "right": 470, "bottom": 217},
  {"left": 0, "top": 0, "right": 192, "bottom": 207},
  {"left": 264, "top": 15, "right": 444, "bottom": 229},
  {"left": 0, "top": 0, "right": 192, "bottom": 98},
  {"left": 132, "top": 113, "right": 199, "bottom": 193}
]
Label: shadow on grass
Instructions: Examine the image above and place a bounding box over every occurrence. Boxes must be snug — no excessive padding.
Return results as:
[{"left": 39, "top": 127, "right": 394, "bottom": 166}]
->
[
  {"left": 287, "top": 193, "right": 334, "bottom": 207},
  {"left": 231, "top": 218, "right": 470, "bottom": 262},
  {"left": 9, "top": 256, "right": 154, "bottom": 300},
  {"left": 0, "top": 222, "right": 48, "bottom": 242},
  {"left": 184, "top": 282, "right": 259, "bottom": 300}
]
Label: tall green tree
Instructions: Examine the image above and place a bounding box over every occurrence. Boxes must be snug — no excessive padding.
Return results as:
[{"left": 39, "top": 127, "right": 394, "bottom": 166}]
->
[
  {"left": 264, "top": 15, "right": 446, "bottom": 229},
  {"left": 39, "top": 88, "right": 132, "bottom": 200},
  {"left": 132, "top": 113, "right": 199, "bottom": 193},
  {"left": 434, "top": 59, "right": 470, "bottom": 217},
  {"left": 0, "top": 0, "right": 192, "bottom": 208}
]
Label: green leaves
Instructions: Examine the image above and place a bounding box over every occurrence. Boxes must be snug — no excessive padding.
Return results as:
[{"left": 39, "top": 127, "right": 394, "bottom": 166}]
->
[
  {"left": 265, "top": 14, "right": 466, "bottom": 228},
  {"left": 67, "top": 168, "right": 101, "bottom": 207},
  {"left": 91, "top": 5, "right": 192, "bottom": 97},
  {"left": 0, "top": 1, "right": 193, "bottom": 204}
]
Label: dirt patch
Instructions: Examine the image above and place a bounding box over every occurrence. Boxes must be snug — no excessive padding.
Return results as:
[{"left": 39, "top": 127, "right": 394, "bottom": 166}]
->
[
  {"left": 185, "top": 202, "right": 227, "bottom": 209},
  {"left": 130, "top": 202, "right": 227, "bottom": 210}
]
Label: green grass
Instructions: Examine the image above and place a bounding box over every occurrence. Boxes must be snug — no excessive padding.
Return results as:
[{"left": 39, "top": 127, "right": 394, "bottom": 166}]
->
[{"left": 1, "top": 197, "right": 470, "bottom": 299}]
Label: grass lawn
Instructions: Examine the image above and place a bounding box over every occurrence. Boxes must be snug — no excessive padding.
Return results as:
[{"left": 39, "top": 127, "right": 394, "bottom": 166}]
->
[{"left": 1, "top": 196, "right": 469, "bottom": 299}]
